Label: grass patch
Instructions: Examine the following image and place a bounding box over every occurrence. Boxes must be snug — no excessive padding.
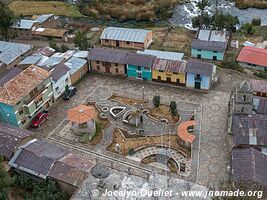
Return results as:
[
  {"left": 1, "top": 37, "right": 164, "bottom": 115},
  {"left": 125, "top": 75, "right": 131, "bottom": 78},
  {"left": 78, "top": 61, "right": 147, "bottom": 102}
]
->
[
  {"left": 9, "top": 1, "right": 84, "bottom": 18},
  {"left": 107, "top": 128, "right": 191, "bottom": 157},
  {"left": 235, "top": 0, "right": 267, "bottom": 9},
  {"left": 149, "top": 26, "right": 195, "bottom": 58},
  {"left": 149, "top": 104, "right": 180, "bottom": 124},
  {"left": 80, "top": 0, "right": 183, "bottom": 21}
]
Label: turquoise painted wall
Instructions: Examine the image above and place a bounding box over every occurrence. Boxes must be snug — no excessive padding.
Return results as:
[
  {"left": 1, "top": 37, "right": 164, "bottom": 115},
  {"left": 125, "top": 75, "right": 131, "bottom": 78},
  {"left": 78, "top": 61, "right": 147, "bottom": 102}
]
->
[
  {"left": 186, "top": 73, "right": 211, "bottom": 90},
  {"left": 127, "top": 65, "right": 152, "bottom": 81},
  {"left": 0, "top": 102, "right": 18, "bottom": 126},
  {"left": 191, "top": 49, "right": 224, "bottom": 61}
]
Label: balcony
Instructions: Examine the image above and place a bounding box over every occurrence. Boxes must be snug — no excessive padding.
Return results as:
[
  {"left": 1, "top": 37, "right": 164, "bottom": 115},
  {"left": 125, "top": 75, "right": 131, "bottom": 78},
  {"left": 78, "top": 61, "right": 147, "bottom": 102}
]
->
[{"left": 23, "top": 86, "right": 47, "bottom": 106}]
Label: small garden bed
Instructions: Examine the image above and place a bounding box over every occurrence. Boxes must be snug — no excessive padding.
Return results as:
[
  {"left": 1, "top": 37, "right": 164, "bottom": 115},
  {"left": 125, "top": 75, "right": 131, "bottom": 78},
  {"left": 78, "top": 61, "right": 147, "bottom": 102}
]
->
[
  {"left": 149, "top": 105, "right": 180, "bottom": 124},
  {"left": 107, "top": 128, "right": 190, "bottom": 157},
  {"left": 109, "top": 95, "right": 144, "bottom": 106}
]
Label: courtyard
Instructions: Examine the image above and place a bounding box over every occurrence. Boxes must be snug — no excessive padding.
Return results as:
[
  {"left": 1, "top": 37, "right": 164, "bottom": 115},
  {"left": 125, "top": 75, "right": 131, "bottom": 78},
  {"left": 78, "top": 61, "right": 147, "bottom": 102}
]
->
[{"left": 38, "top": 72, "right": 232, "bottom": 187}]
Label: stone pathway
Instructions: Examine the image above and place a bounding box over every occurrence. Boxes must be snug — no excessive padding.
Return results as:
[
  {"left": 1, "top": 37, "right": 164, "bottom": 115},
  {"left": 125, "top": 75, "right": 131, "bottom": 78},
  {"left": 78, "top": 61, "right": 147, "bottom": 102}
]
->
[{"left": 133, "top": 146, "right": 191, "bottom": 176}]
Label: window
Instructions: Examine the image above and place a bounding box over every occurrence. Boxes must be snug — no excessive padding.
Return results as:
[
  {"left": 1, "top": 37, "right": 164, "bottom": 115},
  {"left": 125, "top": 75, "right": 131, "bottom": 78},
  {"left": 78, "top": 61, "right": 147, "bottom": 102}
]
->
[
  {"left": 137, "top": 66, "right": 141, "bottom": 71},
  {"left": 173, "top": 72, "right": 178, "bottom": 75},
  {"left": 21, "top": 119, "right": 26, "bottom": 125},
  {"left": 115, "top": 63, "right": 118, "bottom": 66},
  {"left": 96, "top": 61, "right": 100, "bottom": 64},
  {"left": 105, "top": 39, "right": 109, "bottom": 43},
  {"left": 35, "top": 98, "right": 43, "bottom": 108},
  {"left": 213, "top": 51, "right": 217, "bottom": 53},
  {"left": 198, "top": 49, "right": 202, "bottom": 51},
  {"left": 158, "top": 76, "right": 161, "bottom": 80},
  {"left": 16, "top": 101, "right": 21, "bottom": 105},
  {"left": 55, "top": 87, "right": 59, "bottom": 91},
  {"left": 19, "top": 109, "right": 24, "bottom": 115},
  {"left": 65, "top": 78, "right": 69, "bottom": 83},
  {"left": 243, "top": 95, "right": 246, "bottom": 102},
  {"left": 126, "top": 41, "right": 130, "bottom": 45},
  {"left": 144, "top": 67, "right": 150, "bottom": 71},
  {"left": 97, "top": 66, "right": 100, "bottom": 70},
  {"left": 115, "top": 68, "right": 119, "bottom": 73},
  {"left": 159, "top": 70, "right": 164, "bottom": 72}
]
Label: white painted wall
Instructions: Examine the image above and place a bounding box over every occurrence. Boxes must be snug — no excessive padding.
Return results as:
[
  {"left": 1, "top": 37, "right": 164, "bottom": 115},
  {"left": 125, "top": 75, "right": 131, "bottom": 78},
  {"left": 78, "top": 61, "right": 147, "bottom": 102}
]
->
[{"left": 52, "top": 71, "right": 71, "bottom": 101}]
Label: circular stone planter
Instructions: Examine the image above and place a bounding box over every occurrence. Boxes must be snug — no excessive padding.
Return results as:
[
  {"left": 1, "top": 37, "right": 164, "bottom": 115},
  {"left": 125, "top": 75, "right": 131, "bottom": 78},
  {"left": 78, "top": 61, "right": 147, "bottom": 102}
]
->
[
  {"left": 128, "top": 131, "right": 137, "bottom": 136},
  {"left": 160, "top": 118, "right": 169, "bottom": 123},
  {"left": 101, "top": 107, "right": 109, "bottom": 113},
  {"left": 142, "top": 109, "right": 149, "bottom": 115},
  {"left": 99, "top": 113, "right": 108, "bottom": 119}
]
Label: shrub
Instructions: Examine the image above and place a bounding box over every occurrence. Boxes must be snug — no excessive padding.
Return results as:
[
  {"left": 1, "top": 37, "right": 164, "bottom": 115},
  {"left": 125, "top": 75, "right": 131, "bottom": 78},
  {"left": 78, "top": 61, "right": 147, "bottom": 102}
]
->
[
  {"left": 153, "top": 96, "right": 160, "bottom": 108},
  {"left": 252, "top": 17, "right": 261, "bottom": 26},
  {"left": 254, "top": 71, "right": 267, "bottom": 79},
  {"left": 241, "top": 23, "right": 254, "bottom": 35}
]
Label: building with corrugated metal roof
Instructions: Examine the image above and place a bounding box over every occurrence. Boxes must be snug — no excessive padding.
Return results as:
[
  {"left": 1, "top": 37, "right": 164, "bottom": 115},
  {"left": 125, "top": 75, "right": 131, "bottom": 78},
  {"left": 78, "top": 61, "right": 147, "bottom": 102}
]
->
[
  {"left": 64, "top": 57, "right": 88, "bottom": 84},
  {"left": 185, "top": 60, "right": 217, "bottom": 90},
  {"left": 12, "top": 19, "right": 39, "bottom": 39},
  {"left": 100, "top": 27, "right": 153, "bottom": 50},
  {"left": 88, "top": 48, "right": 128, "bottom": 76},
  {"left": 0, "top": 41, "right": 33, "bottom": 76},
  {"left": 232, "top": 147, "right": 267, "bottom": 188},
  {"left": 151, "top": 58, "right": 187, "bottom": 86},
  {"left": 191, "top": 30, "right": 228, "bottom": 61},
  {"left": 126, "top": 53, "right": 156, "bottom": 81}
]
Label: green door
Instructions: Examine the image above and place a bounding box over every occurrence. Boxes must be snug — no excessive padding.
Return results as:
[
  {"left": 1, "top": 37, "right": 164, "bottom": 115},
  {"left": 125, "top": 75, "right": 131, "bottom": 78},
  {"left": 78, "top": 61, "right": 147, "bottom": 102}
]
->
[{"left": 195, "top": 82, "right": 201, "bottom": 89}]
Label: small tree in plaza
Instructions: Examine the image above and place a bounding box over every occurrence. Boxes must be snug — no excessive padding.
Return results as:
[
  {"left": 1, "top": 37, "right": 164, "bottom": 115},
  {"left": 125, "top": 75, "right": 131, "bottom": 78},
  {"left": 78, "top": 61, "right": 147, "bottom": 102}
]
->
[
  {"left": 153, "top": 96, "right": 160, "bottom": 108},
  {"left": 169, "top": 101, "right": 177, "bottom": 118}
]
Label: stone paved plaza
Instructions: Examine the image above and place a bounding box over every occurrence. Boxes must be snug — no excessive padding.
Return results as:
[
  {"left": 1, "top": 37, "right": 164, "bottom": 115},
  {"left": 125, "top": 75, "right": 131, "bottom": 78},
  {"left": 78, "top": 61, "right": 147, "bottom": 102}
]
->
[{"left": 39, "top": 73, "right": 231, "bottom": 188}]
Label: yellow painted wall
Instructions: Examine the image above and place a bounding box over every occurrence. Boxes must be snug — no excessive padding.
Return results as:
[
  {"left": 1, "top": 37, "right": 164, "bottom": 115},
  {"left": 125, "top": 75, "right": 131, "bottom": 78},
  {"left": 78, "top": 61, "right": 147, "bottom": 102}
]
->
[{"left": 152, "top": 69, "right": 186, "bottom": 84}]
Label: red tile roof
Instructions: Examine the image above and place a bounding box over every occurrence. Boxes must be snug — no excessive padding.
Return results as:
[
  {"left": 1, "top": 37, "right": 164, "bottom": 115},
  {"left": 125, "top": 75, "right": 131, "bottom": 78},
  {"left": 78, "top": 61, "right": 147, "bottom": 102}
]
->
[
  {"left": 237, "top": 46, "right": 267, "bottom": 67},
  {"left": 0, "top": 65, "right": 51, "bottom": 105},
  {"left": 177, "top": 120, "right": 196, "bottom": 144}
]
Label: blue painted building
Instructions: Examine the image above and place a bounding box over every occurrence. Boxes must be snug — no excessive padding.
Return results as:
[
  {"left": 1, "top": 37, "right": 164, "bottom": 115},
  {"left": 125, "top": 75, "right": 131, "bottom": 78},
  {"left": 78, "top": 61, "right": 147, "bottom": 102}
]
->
[
  {"left": 191, "top": 30, "right": 228, "bottom": 61},
  {"left": 126, "top": 53, "right": 155, "bottom": 81},
  {"left": 185, "top": 60, "right": 216, "bottom": 90},
  {"left": 0, "top": 65, "right": 53, "bottom": 128}
]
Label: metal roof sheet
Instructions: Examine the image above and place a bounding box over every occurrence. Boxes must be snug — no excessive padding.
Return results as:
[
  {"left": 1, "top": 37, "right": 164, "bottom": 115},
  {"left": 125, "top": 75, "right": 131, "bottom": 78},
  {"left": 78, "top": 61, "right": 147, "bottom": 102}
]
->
[
  {"left": 232, "top": 147, "right": 267, "bottom": 187},
  {"left": 126, "top": 53, "right": 155, "bottom": 68},
  {"left": 137, "top": 49, "right": 184, "bottom": 61},
  {"left": 73, "top": 51, "right": 88, "bottom": 59},
  {"left": 152, "top": 58, "right": 187, "bottom": 73},
  {"left": 100, "top": 27, "right": 151, "bottom": 43},
  {"left": 38, "top": 56, "right": 64, "bottom": 68},
  {"left": 65, "top": 57, "right": 87, "bottom": 75},
  {"left": 13, "top": 20, "right": 38, "bottom": 30},
  {"left": 88, "top": 48, "right": 128, "bottom": 64},
  {"left": 25, "top": 139, "right": 67, "bottom": 160},
  {"left": 49, "top": 161, "right": 87, "bottom": 187},
  {"left": 19, "top": 55, "right": 43, "bottom": 65},
  {"left": 10, "top": 148, "right": 54, "bottom": 179},
  {"left": 233, "top": 114, "right": 267, "bottom": 147},
  {"left": 185, "top": 60, "right": 215, "bottom": 77},
  {"left": 34, "top": 14, "right": 54, "bottom": 23},
  {"left": 0, "top": 122, "right": 33, "bottom": 160},
  {"left": 51, "top": 64, "right": 70, "bottom": 82},
  {"left": 0, "top": 41, "right": 32, "bottom": 65},
  {"left": 192, "top": 39, "right": 227, "bottom": 52},
  {"left": 0, "top": 68, "right": 22, "bottom": 86}
]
